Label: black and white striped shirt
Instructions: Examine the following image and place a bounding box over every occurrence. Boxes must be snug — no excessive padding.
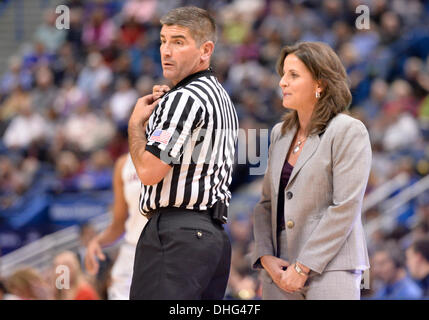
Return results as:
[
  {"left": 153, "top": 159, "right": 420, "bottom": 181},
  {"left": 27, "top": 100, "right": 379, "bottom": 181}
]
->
[{"left": 140, "top": 69, "right": 239, "bottom": 214}]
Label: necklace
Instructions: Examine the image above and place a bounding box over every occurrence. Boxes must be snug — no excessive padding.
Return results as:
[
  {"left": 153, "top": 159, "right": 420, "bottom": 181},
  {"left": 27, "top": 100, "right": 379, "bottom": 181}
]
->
[{"left": 292, "top": 137, "right": 307, "bottom": 154}]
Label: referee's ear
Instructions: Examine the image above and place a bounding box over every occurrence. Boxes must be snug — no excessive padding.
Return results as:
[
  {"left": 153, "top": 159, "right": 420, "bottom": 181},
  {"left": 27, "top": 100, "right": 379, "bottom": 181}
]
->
[{"left": 200, "top": 41, "right": 215, "bottom": 64}]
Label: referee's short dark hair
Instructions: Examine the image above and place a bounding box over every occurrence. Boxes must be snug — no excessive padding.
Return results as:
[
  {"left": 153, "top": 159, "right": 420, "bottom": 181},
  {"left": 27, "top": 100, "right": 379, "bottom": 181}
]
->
[
  {"left": 410, "top": 237, "right": 429, "bottom": 263},
  {"left": 160, "top": 6, "right": 217, "bottom": 46}
]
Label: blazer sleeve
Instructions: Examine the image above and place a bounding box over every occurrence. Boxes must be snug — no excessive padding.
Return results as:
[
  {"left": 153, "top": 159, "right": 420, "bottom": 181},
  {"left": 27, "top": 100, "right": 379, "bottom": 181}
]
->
[
  {"left": 251, "top": 124, "right": 279, "bottom": 269},
  {"left": 296, "top": 120, "right": 372, "bottom": 274}
]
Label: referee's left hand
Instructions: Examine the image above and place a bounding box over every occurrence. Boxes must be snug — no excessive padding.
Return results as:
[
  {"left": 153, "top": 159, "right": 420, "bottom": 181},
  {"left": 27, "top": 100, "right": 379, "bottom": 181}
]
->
[{"left": 129, "top": 94, "right": 160, "bottom": 127}]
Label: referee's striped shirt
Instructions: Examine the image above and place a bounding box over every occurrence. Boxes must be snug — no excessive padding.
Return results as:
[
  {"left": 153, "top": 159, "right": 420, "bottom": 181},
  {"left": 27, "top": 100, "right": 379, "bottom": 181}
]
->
[{"left": 140, "top": 68, "right": 239, "bottom": 214}]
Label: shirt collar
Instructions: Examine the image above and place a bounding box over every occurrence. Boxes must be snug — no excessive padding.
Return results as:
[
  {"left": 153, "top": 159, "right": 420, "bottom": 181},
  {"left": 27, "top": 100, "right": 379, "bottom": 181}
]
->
[{"left": 170, "top": 67, "right": 214, "bottom": 91}]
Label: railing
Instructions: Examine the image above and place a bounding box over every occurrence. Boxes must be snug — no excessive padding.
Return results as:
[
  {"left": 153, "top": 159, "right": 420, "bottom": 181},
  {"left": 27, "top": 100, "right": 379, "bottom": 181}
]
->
[
  {"left": 0, "top": 0, "right": 60, "bottom": 41},
  {"left": 362, "top": 172, "right": 411, "bottom": 213},
  {"left": 365, "top": 174, "right": 429, "bottom": 240},
  {"left": 0, "top": 212, "right": 111, "bottom": 278},
  {"left": 1, "top": 173, "right": 427, "bottom": 278}
]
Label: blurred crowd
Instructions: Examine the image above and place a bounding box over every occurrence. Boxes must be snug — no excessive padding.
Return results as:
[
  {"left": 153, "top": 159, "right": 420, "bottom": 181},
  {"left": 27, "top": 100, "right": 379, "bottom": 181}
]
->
[{"left": 1, "top": 0, "right": 429, "bottom": 299}]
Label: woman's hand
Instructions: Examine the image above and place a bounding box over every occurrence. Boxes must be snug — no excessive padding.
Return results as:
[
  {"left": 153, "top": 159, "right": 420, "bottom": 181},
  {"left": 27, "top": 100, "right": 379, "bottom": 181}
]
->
[
  {"left": 260, "top": 255, "right": 290, "bottom": 288},
  {"left": 278, "top": 263, "right": 309, "bottom": 293}
]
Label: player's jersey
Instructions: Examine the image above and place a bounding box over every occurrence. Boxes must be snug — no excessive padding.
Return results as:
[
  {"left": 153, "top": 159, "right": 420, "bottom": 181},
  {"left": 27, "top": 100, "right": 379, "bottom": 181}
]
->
[{"left": 122, "top": 154, "right": 147, "bottom": 245}]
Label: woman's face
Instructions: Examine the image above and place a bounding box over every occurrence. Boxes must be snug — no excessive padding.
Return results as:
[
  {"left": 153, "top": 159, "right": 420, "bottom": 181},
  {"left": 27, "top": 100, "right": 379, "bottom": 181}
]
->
[{"left": 279, "top": 53, "right": 320, "bottom": 112}]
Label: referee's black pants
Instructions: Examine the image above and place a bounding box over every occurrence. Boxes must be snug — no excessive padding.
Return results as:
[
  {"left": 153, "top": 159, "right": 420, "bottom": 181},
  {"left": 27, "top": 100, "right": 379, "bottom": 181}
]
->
[{"left": 129, "top": 208, "right": 231, "bottom": 300}]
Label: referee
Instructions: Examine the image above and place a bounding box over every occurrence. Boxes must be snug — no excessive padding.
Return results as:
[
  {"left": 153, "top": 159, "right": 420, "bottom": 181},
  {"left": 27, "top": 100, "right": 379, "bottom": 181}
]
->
[{"left": 128, "top": 7, "right": 239, "bottom": 299}]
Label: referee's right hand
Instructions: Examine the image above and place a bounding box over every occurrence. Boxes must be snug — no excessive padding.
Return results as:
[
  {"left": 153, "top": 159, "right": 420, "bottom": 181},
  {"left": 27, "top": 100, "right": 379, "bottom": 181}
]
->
[
  {"left": 85, "top": 238, "right": 106, "bottom": 275},
  {"left": 129, "top": 94, "right": 160, "bottom": 127},
  {"left": 152, "top": 84, "right": 170, "bottom": 100}
]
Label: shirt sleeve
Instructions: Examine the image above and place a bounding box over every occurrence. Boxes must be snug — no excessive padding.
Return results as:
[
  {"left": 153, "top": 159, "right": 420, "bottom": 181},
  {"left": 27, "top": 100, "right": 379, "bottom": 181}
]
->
[{"left": 145, "top": 90, "right": 204, "bottom": 165}]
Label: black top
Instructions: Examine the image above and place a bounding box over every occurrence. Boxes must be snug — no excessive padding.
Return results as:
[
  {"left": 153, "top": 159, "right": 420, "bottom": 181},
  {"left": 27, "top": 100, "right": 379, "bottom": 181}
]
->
[{"left": 277, "top": 159, "right": 294, "bottom": 233}]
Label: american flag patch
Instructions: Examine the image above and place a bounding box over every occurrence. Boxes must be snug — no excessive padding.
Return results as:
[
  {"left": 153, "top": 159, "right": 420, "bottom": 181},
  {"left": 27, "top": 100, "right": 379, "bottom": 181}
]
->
[{"left": 148, "top": 129, "right": 172, "bottom": 145}]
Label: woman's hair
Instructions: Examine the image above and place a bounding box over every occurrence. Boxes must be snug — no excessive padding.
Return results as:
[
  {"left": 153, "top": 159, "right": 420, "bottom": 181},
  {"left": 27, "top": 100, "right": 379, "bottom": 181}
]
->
[
  {"left": 276, "top": 41, "right": 352, "bottom": 136},
  {"left": 7, "top": 267, "right": 51, "bottom": 299}
]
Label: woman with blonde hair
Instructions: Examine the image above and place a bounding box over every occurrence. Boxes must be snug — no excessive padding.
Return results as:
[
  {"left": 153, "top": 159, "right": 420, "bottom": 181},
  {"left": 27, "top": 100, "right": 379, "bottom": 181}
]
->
[
  {"left": 7, "top": 267, "right": 52, "bottom": 300},
  {"left": 53, "top": 250, "right": 99, "bottom": 300}
]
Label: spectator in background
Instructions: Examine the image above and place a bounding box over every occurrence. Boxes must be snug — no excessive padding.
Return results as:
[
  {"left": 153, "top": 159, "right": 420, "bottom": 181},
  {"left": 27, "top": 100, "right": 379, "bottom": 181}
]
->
[
  {"left": 403, "top": 56, "right": 428, "bottom": 100},
  {"left": 22, "top": 42, "right": 56, "bottom": 72},
  {"left": 77, "top": 222, "right": 112, "bottom": 299},
  {"left": 77, "top": 149, "right": 113, "bottom": 191},
  {"left": 61, "top": 102, "right": 115, "bottom": 153},
  {"left": 77, "top": 52, "right": 113, "bottom": 105},
  {"left": 82, "top": 9, "right": 116, "bottom": 50},
  {"left": 382, "top": 80, "right": 421, "bottom": 152},
  {"left": 52, "top": 150, "right": 82, "bottom": 193},
  {"left": 31, "top": 67, "right": 58, "bottom": 118},
  {"left": 53, "top": 77, "right": 88, "bottom": 118},
  {"left": 135, "top": 75, "right": 160, "bottom": 98},
  {"left": 2, "top": 101, "right": 51, "bottom": 150},
  {"left": 51, "top": 149, "right": 113, "bottom": 193},
  {"left": 118, "top": 16, "right": 145, "bottom": 48},
  {"left": 379, "top": 11, "right": 402, "bottom": 46},
  {"left": 360, "top": 78, "right": 389, "bottom": 121},
  {"left": 6, "top": 267, "right": 52, "bottom": 300},
  {"left": 0, "top": 84, "right": 32, "bottom": 124},
  {"left": 121, "top": 0, "right": 157, "bottom": 25},
  {"left": 371, "top": 241, "right": 422, "bottom": 299},
  {"left": 53, "top": 251, "right": 99, "bottom": 300},
  {"left": 0, "top": 279, "right": 19, "bottom": 300},
  {"left": 227, "top": 214, "right": 258, "bottom": 299},
  {"left": 34, "top": 8, "right": 67, "bottom": 53},
  {"left": 65, "top": 6, "right": 84, "bottom": 51},
  {"left": 0, "top": 155, "right": 39, "bottom": 210},
  {"left": 0, "top": 0, "right": 428, "bottom": 300},
  {"left": 52, "top": 43, "right": 82, "bottom": 85},
  {"left": 108, "top": 77, "right": 138, "bottom": 127},
  {"left": 0, "top": 56, "right": 32, "bottom": 96},
  {"left": 112, "top": 53, "right": 137, "bottom": 86},
  {"left": 406, "top": 237, "right": 429, "bottom": 297},
  {"left": 76, "top": 222, "right": 99, "bottom": 268}
]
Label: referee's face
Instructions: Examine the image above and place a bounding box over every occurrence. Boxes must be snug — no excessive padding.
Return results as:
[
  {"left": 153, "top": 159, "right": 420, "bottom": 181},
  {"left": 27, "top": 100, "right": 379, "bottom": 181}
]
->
[{"left": 160, "top": 25, "right": 205, "bottom": 85}]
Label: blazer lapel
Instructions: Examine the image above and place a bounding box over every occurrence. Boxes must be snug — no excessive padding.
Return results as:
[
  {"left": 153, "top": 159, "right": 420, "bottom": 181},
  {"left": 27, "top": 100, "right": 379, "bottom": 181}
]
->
[
  {"left": 271, "top": 126, "right": 297, "bottom": 195},
  {"left": 286, "top": 134, "right": 320, "bottom": 189}
]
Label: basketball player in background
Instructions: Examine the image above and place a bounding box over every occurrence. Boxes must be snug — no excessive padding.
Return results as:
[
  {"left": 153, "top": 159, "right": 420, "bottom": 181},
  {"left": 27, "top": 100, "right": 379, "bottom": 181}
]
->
[
  {"left": 84, "top": 151, "right": 147, "bottom": 299},
  {"left": 84, "top": 83, "right": 169, "bottom": 299}
]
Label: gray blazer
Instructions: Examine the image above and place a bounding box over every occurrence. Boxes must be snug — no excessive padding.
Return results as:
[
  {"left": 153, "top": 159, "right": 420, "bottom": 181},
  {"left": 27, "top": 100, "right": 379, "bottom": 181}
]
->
[{"left": 252, "top": 113, "right": 371, "bottom": 274}]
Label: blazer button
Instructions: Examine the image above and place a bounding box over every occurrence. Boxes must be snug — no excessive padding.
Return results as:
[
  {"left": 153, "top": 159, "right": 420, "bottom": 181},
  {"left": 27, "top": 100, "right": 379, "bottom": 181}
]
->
[
  {"left": 286, "top": 191, "right": 293, "bottom": 200},
  {"left": 286, "top": 220, "right": 295, "bottom": 229}
]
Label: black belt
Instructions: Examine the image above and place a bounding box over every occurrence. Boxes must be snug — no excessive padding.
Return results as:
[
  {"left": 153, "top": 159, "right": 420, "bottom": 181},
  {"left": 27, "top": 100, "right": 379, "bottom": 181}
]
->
[
  {"left": 142, "top": 207, "right": 206, "bottom": 220},
  {"left": 143, "top": 201, "right": 228, "bottom": 224}
]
